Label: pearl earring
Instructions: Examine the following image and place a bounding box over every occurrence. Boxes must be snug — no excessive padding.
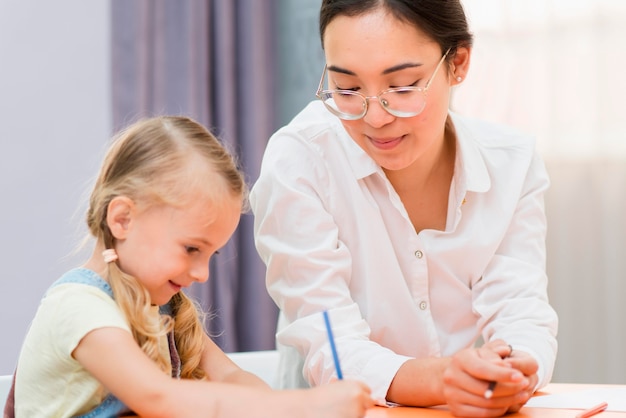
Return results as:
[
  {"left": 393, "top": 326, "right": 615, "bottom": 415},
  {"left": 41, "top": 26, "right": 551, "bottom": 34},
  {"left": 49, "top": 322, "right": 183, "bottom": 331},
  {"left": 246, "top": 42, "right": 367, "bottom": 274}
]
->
[{"left": 456, "top": 76, "right": 462, "bottom": 82}]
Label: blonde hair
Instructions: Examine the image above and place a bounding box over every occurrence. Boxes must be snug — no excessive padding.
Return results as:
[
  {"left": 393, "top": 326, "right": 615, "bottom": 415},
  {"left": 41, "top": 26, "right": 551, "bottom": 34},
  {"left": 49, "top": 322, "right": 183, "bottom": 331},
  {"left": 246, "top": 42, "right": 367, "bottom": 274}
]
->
[{"left": 86, "top": 115, "right": 246, "bottom": 379}]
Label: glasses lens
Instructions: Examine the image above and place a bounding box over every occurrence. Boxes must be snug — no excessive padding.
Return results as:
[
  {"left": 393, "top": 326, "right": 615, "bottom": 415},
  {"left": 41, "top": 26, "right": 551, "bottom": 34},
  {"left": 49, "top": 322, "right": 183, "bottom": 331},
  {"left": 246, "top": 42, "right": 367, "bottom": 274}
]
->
[
  {"left": 319, "top": 91, "right": 366, "bottom": 120},
  {"left": 318, "top": 88, "right": 426, "bottom": 119},
  {"left": 379, "top": 88, "right": 425, "bottom": 117}
]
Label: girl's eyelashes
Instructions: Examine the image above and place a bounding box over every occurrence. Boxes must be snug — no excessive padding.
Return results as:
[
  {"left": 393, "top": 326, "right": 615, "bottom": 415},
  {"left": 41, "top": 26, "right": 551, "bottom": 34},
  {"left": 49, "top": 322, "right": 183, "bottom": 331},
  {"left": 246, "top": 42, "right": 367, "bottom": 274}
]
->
[
  {"left": 185, "top": 245, "right": 220, "bottom": 256},
  {"left": 185, "top": 246, "right": 200, "bottom": 254}
]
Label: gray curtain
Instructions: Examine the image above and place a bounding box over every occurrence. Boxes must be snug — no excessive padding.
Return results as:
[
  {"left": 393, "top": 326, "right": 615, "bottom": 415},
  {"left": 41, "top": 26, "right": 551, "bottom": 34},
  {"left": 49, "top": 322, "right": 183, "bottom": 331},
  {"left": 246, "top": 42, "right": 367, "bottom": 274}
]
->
[
  {"left": 275, "top": 0, "right": 324, "bottom": 126},
  {"left": 111, "top": 0, "right": 278, "bottom": 352}
]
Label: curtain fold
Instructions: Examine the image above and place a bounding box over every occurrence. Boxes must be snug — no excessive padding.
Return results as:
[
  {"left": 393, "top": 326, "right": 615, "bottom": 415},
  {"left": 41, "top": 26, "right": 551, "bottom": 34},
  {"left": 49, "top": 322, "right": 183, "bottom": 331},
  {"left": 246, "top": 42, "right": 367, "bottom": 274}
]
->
[{"left": 111, "top": 0, "right": 278, "bottom": 352}]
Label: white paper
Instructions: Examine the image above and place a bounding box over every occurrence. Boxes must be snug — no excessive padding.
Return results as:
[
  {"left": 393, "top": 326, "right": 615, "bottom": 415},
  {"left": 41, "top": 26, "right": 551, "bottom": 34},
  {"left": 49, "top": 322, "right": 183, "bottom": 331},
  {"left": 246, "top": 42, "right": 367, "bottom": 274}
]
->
[{"left": 525, "top": 388, "right": 626, "bottom": 411}]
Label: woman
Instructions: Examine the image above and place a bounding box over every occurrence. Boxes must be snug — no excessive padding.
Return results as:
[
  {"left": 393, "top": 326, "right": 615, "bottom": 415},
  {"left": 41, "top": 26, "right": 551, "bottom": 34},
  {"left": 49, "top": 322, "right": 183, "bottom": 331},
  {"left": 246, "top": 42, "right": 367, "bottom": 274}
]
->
[{"left": 250, "top": 1, "right": 557, "bottom": 416}]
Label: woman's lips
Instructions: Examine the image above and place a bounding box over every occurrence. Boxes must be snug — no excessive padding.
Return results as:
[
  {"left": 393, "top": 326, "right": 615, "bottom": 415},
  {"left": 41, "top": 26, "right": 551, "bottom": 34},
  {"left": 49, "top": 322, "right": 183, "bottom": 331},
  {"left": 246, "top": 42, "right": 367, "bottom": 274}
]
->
[{"left": 369, "top": 135, "right": 404, "bottom": 150}]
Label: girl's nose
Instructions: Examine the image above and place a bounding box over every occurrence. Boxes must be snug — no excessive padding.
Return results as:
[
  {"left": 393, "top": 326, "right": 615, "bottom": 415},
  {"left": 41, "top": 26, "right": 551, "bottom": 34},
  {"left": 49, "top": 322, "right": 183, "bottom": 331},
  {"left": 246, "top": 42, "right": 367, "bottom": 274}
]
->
[{"left": 190, "top": 261, "right": 210, "bottom": 283}]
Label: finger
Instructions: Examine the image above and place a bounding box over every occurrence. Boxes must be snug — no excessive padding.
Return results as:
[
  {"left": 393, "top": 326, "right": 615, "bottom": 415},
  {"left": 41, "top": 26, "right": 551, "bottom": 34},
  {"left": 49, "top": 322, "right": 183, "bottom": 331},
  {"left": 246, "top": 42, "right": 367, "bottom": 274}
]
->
[
  {"left": 483, "top": 377, "right": 534, "bottom": 399},
  {"left": 504, "top": 352, "right": 539, "bottom": 377},
  {"left": 508, "top": 402, "right": 524, "bottom": 414},
  {"left": 483, "top": 339, "right": 510, "bottom": 352},
  {"left": 446, "top": 388, "right": 513, "bottom": 418},
  {"left": 450, "top": 347, "right": 525, "bottom": 383},
  {"left": 449, "top": 403, "right": 508, "bottom": 418},
  {"left": 444, "top": 356, "right": 524, "bottom": 401},
  {"left": 465, "top": 351, "right": 525, "bottom": 383},
  {"left": 497, "top": 343, "right": 514, "bottom": 359},
  {"left": 482, "top": 340, "right": 514, "bottom": 362},
  {"left": 446, "top": 382, "right": 532, "bottom": 413},
  {"left": 477, "top": 344, "right": 508, "bottom": 363}
]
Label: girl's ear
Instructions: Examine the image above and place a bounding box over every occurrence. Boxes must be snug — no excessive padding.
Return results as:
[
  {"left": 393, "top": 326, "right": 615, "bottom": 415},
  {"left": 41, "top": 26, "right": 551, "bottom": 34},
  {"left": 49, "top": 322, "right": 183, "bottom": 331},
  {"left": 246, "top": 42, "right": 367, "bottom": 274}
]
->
[
  {"left": 106, "top": 196, "right": 135, "bottom": 239},
  {"left": 451, "top": 46, "right": 471, "bottom": 84}
]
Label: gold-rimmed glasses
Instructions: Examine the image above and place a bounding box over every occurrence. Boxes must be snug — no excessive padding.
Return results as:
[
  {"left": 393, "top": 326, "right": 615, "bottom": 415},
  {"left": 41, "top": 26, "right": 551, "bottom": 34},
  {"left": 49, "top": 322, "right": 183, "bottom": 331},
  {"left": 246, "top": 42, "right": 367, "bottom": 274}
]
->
[{"left": 315, "top": 49, "right": 450, "bottom": 120}]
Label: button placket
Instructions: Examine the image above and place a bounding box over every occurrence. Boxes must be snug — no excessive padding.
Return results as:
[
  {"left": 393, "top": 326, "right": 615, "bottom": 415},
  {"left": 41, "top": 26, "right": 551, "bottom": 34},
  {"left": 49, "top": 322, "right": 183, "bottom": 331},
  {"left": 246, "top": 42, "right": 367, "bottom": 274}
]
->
[{"left": 412, "top": 248, "right": 429, "bottom": 311}]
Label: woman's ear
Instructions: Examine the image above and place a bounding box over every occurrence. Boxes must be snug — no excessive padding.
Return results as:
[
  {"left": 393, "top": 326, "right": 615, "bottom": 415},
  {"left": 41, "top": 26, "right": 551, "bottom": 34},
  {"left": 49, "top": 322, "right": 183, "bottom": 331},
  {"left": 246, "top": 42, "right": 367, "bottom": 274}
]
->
[
  {"left": 451, "top": 46, "right": 471, "bottom": 85},
  {"left": 106, "top": 196, "right": 135, "bottom": 239}
]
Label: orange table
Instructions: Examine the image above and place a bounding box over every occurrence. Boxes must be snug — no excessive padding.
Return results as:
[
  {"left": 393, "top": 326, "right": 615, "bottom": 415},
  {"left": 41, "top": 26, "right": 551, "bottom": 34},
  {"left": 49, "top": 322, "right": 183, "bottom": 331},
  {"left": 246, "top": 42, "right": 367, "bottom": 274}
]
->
[{"left": 365, "top": 384, "right": 626, "bottom": 417}]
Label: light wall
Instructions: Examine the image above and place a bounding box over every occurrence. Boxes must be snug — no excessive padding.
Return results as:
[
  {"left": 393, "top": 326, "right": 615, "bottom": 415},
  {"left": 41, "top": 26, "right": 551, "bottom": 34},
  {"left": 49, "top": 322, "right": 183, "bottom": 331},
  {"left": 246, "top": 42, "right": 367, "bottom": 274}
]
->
[
  {"left": 0, "top": 0, "right": 111, "bottom": 374},
  {"left": 456, "top": 0, "right": 626, "bottom": 384}
]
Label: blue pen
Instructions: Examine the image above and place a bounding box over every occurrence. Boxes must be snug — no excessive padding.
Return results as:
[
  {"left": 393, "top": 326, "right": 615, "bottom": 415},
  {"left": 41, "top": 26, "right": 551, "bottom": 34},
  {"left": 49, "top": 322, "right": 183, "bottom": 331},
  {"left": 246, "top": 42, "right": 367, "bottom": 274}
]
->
[{"left": 323, "top": 310, "right": 343, "bottom": 380}]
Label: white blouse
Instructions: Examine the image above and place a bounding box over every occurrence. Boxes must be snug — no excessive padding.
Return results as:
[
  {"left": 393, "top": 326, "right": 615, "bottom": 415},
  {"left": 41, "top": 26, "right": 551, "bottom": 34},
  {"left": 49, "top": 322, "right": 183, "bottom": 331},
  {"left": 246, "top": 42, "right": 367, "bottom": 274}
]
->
[{"left": 250, "top": 101, "right": 558, "bottom": 404}]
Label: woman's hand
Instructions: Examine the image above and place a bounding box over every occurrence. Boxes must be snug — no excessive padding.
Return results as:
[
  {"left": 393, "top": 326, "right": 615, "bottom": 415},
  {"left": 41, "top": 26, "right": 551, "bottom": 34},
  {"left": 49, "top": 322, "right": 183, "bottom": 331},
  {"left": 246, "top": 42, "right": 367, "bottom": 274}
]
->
[
  {"left": 503, "top": 350, "right": 538, "bottom": 413},
  {"left": 442, "top": 340, "right": 535, "bottom": 417}
]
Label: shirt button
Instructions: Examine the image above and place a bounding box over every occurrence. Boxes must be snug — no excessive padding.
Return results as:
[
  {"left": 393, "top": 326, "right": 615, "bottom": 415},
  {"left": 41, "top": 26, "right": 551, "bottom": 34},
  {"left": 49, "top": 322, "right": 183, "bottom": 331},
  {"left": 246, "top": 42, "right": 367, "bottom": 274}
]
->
[
  {"left": 419, "top": 301, "right": 428, "bottom": 310},
  {"left": 414, "top": 250, "right": 423, "bottom": 259}
]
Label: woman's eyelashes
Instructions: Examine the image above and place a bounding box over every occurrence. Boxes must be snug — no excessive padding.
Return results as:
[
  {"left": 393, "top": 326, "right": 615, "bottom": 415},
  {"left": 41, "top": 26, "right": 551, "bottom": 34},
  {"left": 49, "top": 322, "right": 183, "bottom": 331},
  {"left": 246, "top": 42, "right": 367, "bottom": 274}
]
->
[
  {"left": 333, "top": 83, "right": 359, "bottom": 92},
  {"left": 333, "top": 79, "right": 420, "bottom": 91},
  {"left": 395, "top": 80, "right": 420, "bottom": 88}
]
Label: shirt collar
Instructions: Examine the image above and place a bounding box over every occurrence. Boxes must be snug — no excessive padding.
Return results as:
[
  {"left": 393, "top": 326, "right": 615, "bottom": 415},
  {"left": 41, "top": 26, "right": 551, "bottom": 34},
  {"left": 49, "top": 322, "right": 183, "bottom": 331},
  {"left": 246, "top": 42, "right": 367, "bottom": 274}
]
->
[{"left": 450, "top": 112, "right": 491, "bottom": 193}]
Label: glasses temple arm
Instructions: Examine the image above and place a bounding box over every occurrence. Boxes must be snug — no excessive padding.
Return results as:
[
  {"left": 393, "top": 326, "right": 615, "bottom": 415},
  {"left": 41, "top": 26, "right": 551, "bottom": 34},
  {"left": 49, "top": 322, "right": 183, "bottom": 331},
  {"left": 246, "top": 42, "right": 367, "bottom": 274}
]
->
[
  {"left": 425, "top": 48, "right": 451, "bottom": 90},
  {"left": 316, "top": 65, "right": 328, "bottom": 95}
]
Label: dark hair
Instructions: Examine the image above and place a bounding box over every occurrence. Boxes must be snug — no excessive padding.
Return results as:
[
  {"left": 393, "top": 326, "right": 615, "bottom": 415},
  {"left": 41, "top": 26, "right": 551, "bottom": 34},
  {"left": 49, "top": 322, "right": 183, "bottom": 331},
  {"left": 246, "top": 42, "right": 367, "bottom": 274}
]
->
[{"left": 319, "top": 0, "right": 473, "bottom": 57}]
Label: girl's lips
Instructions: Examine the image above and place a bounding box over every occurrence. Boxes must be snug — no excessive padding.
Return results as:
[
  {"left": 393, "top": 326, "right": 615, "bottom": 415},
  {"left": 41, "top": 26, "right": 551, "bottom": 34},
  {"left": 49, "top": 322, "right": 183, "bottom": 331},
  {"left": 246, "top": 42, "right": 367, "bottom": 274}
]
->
[
  {"left": 169, "top": 281, "right": 182, "bottom": 291},
  {"left": 369, "top": 135, "right": 404, "bottom": 150}
]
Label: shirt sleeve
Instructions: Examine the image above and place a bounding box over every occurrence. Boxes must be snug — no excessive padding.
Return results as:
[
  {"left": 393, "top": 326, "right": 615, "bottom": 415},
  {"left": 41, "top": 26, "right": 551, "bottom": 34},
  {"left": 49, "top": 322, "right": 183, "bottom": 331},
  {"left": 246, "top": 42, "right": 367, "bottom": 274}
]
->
[
  {"left": 251, "top": 135, "right": 410, "bottom": 403},
  {"left": 472, "top": 151, "right": 558, "bottom": 390},
  {"left": 44, "top": 283, "right": 132, "bottom": 358}
]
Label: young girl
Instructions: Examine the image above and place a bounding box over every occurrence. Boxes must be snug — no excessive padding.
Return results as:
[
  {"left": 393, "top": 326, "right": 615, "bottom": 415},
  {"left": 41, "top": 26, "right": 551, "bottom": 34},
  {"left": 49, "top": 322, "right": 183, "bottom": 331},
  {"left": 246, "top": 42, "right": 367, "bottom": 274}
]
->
[{"left": 8, "top": 116, "right": 372, "bottom": 417}]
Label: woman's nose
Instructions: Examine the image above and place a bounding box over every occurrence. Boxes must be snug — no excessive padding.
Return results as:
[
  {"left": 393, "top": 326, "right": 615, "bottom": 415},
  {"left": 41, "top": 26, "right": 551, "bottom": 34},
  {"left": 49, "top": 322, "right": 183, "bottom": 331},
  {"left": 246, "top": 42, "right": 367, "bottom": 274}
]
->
[{"left": 362, "top": 97, "right": 395, "bottom": 128}]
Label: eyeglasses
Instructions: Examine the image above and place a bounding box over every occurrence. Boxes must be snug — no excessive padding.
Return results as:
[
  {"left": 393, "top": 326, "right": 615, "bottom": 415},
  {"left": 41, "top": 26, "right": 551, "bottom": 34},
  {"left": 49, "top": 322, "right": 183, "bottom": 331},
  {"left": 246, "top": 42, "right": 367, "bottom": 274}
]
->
[{"left": 315, "top": 49, "right": 450, "bottom": 121}]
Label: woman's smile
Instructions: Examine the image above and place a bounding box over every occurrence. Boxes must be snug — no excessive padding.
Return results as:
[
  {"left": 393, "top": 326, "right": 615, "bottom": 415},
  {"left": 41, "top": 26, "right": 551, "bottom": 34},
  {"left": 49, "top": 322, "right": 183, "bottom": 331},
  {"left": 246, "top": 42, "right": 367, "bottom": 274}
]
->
[{"left": 368, "top": 135, "right": 405, "bottom": 150}]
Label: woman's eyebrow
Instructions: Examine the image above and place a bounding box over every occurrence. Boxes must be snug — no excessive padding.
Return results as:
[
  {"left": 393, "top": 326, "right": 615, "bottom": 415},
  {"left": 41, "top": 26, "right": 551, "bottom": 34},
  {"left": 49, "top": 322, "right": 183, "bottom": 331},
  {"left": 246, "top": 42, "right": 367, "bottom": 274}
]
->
[
  {"left": 327, "top": 62, "right": 424, "bottom": 76},
  {"left": 327, "top": 65, "right": 356, "bottom": 75},
  {"left": 382, "top": 62, "right": 423, "bottom": 74}
]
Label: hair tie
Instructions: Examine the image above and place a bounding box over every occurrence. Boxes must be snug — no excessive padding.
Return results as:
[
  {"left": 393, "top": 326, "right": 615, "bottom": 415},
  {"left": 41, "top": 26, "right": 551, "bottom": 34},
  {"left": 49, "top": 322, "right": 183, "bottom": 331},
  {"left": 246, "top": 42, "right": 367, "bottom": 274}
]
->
[{"left": 102, "top": 249, "right": 119, "bottom": 263}]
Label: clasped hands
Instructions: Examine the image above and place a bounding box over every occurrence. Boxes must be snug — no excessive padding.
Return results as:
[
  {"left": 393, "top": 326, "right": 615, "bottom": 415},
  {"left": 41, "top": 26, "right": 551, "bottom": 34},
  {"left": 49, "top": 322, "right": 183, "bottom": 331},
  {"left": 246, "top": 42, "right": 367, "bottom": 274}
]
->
[{"left": 442, "top": 340, "right": 538, "bottom": 417}]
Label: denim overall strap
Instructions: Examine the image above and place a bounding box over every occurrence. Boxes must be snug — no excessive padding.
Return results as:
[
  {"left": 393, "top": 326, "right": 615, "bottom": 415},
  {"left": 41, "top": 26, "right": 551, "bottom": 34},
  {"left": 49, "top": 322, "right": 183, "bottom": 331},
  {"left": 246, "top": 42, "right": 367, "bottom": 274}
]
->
[
  {"left": 49, "top": 268, "right": 114, "bottom": 298},
  {"left": 51, "top": 268, "right": 132, "bottom": 418},
  {"left": 159, "top": 303, "right": 181, "bottom": 378}
]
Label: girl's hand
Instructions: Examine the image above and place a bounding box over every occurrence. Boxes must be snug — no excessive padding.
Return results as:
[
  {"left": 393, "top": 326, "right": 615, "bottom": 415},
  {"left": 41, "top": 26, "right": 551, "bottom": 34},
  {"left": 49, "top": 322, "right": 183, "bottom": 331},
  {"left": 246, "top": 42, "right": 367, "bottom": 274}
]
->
[
  {"left": 442, "top": 340, "right": 533, "bottom": 417},
  {"left": 305, "top": 379, "right": 374, "bottom": 418}
]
